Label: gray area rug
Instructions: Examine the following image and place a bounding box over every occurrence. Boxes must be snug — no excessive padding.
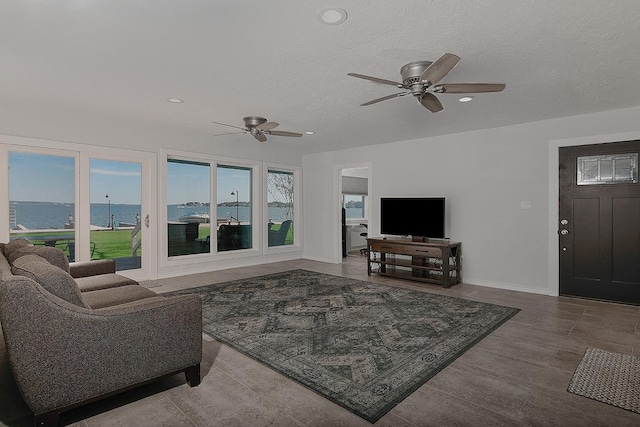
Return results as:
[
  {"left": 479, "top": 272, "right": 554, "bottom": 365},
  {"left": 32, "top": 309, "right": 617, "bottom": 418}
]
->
[
  {"left": 568, "top": 347, "right": 640, "bottom": 414},
  {"left": 171, "top": 269, "right": 519, "bottom": 422}
]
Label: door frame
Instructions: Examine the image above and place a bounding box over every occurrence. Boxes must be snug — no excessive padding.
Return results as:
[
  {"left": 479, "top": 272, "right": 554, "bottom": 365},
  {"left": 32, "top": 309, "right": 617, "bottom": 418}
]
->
[
  {"left": 80, "top": 150, "right": 157, "bottom": 281},
  {"left": 333, "top": 163, "right": 372, "bottom": 264},
  {"left": 548, "top": 130, "right": 640, "bottom": 297},
  {"left": 0, "top": 134, "right": 157, "bottom": 280}
]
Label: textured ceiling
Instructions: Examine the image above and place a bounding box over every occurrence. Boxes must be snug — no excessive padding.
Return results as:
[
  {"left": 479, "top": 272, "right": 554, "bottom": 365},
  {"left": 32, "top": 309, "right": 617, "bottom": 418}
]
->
[{"left": 2, "top": 1, "right": 640, "bottom": 155}]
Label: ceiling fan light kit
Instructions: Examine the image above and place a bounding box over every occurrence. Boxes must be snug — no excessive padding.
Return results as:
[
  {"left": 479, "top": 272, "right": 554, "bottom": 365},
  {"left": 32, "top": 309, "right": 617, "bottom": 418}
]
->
[{"left": 348, "top": 52, "right": 505, "bottom": 113}]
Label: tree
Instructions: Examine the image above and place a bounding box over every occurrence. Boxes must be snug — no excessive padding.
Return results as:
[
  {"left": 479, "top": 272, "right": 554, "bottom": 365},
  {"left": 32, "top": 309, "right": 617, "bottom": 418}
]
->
[{"left": 267, "top": 171, "right": 293, "bottom": 220}]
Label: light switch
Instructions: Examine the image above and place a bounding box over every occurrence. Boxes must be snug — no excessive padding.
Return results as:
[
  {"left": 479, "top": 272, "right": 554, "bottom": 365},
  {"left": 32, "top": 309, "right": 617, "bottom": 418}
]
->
[{"left": 520, "top": 200, "right": 532, "bottom": 209}]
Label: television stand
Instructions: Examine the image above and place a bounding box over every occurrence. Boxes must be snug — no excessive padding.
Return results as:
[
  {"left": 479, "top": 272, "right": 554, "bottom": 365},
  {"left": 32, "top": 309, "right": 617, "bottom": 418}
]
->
[{"left": 366, "top": 237, "right": 462, "bottom": 288}]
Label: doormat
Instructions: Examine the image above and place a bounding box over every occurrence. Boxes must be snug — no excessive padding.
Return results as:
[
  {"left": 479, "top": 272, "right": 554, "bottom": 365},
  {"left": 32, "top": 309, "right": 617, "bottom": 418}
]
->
[
  {"left": 170, "top": 269, "right": 519, "bottom": 422},
  {"left": 568, "top": 347, "right": 640, "bottom": 414}
]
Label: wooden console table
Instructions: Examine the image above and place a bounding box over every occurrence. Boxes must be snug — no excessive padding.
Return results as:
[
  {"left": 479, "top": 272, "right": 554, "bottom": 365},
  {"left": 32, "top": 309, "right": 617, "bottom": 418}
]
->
[{"left": 366, "top": 237, "right": 462, "bottom": 288}]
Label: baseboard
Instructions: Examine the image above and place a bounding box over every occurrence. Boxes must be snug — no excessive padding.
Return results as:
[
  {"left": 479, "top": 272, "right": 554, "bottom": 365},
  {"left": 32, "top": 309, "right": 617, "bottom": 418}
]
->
[
  {"left": 463, "top": 277, "right": 553, "bottom": 296},
  {"left": 302, "top": 254, "right": 338, "bottom": 264},
  {"left": 158, "top": 251, "right": 303, "bottom": 279}
]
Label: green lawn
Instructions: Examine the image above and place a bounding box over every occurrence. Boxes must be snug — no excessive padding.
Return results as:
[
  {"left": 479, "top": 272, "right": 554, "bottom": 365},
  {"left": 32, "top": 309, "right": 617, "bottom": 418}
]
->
[
  {"left": 10, "top": 229, "right": 139, "bottom": 260},
  {"left": 11, "top": 221, "right": 292, "bottom": 259},
  {"left": 90, "top": 229, "right": 139, "bottom": 259}
]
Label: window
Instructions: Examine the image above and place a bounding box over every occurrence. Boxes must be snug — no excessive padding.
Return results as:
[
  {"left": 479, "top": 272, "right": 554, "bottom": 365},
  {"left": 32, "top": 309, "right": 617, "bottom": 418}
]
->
[
  {"left": 167, "top": 159, "right": 211, "bottom": 256},
  {"left": 267, "top": 170, "right": 294, "bottom": 246},
  {"left": 217, "top": 165, "right": 252, "bottom": 251},
  {"left": 8, "top": 151, "right": 77, "bottom": 260},
  {"left": 343, "top": 195, "right": 366, "bottom": 219},
  {"left": 341, "top": 174, "right": 368, "bottom": 220},
  {"left": 577, "top": 153, "right": 638, "bottom": 185}
]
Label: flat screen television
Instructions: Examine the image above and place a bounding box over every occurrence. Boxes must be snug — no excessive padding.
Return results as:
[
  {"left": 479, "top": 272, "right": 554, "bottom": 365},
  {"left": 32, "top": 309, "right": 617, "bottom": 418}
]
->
[{"left": 380, "top": 197, "right": 445, "bottom": 238}]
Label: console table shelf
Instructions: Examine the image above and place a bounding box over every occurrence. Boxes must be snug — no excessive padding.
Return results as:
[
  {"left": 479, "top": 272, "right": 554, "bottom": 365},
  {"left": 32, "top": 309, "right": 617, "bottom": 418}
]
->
[{"left": 366, "top": 237, "right": 462, "bottom": 288}]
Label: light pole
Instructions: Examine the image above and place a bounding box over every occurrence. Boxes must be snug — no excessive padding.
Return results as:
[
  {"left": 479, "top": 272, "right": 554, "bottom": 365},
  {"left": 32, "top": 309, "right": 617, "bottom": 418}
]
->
[
  {"left": 230, "top": 190, "right": 239, "bottom": 224},
  {"left": 105, "top": 194, "right": 111, "bottom": 229}
]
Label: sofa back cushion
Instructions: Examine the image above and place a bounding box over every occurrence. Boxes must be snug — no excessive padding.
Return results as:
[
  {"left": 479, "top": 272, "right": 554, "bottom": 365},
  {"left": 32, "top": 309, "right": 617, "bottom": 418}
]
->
[
  {"left": 0, "top": 249, "right": 12, "bottom": 281},
  {"left": 2, "top": 238, "right": 31, "bottom": 257},
  {"left": 6, "top": 246, "right": 70, "bottom": 272},
  {"left": 11, "top": 255, "right": 88, "bottom": 308}
]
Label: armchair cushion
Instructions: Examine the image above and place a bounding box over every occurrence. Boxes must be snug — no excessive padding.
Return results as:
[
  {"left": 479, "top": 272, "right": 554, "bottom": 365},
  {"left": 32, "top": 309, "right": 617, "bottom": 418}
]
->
[
  {"left": 69, "top": 259, "right": 116, "bottom": 278},
  {"left": 75, "top": 273, "right": 138, "bottom": 292},
  {"left": 81, "top": 285, "right": 158, "bottom": 309},
  {"left": 6, "top": 246, "right": 70, "bottom": 272},
  {"left": 11, "top": 255, "right": 87, "bottom": 308}
]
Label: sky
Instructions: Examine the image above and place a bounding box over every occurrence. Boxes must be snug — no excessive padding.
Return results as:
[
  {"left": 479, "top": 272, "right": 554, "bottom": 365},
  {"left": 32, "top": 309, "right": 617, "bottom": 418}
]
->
[
  {"left": 9, "top": 152, "right": 283, "bottom": 205},
  {"left": 9, "top": 152, "right": 75, "bottom": 203},
  {"left": 167, "top": 161, "right": 252, "bottom": 205}
]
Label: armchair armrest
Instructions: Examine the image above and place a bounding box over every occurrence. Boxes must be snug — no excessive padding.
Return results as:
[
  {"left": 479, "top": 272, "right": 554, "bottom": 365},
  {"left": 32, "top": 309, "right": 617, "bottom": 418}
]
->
[
  {"left": 69, "top": 259, "right": 116, "bottom": 278},
  {"left": 0, "top": 277, "right": 202, "bottom": 416}
]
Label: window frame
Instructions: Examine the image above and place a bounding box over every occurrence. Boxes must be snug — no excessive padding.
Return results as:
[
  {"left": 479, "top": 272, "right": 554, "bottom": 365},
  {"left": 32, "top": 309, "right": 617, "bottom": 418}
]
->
[
  {"left": 264, "top": 163, "right": 302, "bottom": 252},
  {"left": 160, "top": 150, "right": 263, "bottom": 267},
  {"left": 342, "top": 194, "right": 367, "bottom": 221}
]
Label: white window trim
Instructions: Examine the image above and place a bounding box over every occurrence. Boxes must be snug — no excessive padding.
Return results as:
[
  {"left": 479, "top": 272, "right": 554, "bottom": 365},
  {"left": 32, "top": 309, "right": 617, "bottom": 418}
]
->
[
  {"left": 160, "top": 149, "right": 266, "bottom": 270},
  {"left": 264, "top": 162, "right": 302, "bottom": 253},
  {"left": 1, "top": 136, "right": 156, "bottom": 280}
]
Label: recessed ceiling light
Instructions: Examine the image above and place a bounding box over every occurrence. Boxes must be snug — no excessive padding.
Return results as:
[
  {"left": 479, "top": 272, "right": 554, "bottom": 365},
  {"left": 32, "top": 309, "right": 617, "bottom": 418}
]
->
[
  {"left": 318, "top": 8, "right": 347, "bottom": 25},
  {"left": 305, "top": 131, "right": 315, "bottom": 135},
  {"left": 458, "top": 96, "right": 474, "bottom": 103},
  {"left": 167, "top": 98, "right": 184, "bottom": 103}
]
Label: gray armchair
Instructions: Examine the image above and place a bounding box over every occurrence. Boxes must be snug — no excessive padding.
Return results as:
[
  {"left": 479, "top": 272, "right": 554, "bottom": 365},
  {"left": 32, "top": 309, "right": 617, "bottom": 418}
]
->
[{"left": 0, "top": 276, "right": 202, "bottom": 426}]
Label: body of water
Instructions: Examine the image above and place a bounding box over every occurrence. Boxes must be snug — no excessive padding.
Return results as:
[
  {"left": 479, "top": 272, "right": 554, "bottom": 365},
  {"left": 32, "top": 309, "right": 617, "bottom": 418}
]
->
[
  {"left": 345, "top": 207, "right": 364, "bottom": 219},
  {"left": 10, "top": 201, "right": 294, "bottom": 230}
]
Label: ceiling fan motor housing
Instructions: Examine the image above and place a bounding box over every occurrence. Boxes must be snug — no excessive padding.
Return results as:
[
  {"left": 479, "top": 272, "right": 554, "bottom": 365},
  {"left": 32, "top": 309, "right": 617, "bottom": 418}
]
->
[
  {"left": 401, "top": 61, "right": 432, "bottom": 97},
  {"left": 242, "top": 116, "right": 268, "bottom": 128}
]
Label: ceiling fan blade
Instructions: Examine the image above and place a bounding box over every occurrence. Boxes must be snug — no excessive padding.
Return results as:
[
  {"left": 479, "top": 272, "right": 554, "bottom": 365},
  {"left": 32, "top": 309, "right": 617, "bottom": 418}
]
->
[
  {"left": 257, "top": 121, "right": 279, "bottom": 131},
  {"left": 211, "top": 120, "right": 247, "bottom": 131},
  {"left": 420, "top": 93, "right": 444, "bottom": 113},
  {"left": 420, "top": 53, "right": 461, "bottom": 85},
  {"left": 212, "top": 131, "right": 246, "bottom": 137},
  {"left": 268, "top": 130, "right": 303, "bottom": 137},
  {"left": 435, "top": 83, "right": 506, "bottom": 93},
  {"left": 254, "top": 133, "right": 268, "bottom": 143},
  {"left": 361, "top": 92, "right": 410, "bottom": 106},
  {"left": 347, "top": 73, "right": 404, "bottom": 87}
]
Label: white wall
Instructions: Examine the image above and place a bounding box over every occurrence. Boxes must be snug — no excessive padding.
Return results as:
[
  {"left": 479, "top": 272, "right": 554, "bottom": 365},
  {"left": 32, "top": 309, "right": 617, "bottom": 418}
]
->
[{"left": 303, "top": 106, "right": 640, "bottom": 295}]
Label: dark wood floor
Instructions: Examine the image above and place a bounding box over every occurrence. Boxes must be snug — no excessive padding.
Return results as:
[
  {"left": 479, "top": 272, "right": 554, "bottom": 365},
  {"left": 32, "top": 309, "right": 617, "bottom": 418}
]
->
[{"left": 1, "top": 255, "right": 639, "bottom": 426}]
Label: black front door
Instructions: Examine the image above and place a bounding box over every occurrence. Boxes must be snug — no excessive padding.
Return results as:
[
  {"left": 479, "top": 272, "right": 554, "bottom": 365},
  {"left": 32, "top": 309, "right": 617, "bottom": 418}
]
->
[{"left": 559, "top": 140, "right": 640, "bottom": 304}]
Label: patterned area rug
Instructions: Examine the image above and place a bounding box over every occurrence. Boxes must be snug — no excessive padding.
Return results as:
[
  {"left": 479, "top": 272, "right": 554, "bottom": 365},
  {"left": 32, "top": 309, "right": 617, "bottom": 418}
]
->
[
  {"left": 171, "top": 269, "right": 519, "bottom": 422},
  {"left": 568, "top": 348, "right": 640, "bottom": 414}
]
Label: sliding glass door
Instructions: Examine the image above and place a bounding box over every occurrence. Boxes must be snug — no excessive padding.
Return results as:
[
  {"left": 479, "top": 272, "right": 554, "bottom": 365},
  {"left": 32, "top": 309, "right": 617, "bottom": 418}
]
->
[
  {"left": 8, "top": 150, "right": 77, "bottom": 258},
  {"left": 89, "top": 159, "right": 144, "bottom": 271}
]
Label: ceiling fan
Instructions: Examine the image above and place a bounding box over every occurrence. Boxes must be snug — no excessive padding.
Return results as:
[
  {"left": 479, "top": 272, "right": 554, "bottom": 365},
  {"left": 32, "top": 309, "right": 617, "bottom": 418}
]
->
[
  {"left": 211, "top": 116, "right": 303, "bottom": 143},
  {"left": 347, "top": 53, "right": 505, "bottom": 113}
]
